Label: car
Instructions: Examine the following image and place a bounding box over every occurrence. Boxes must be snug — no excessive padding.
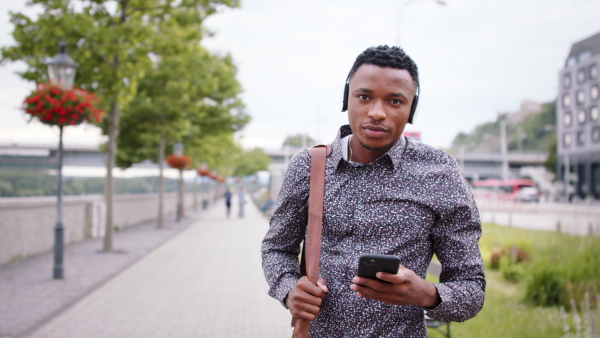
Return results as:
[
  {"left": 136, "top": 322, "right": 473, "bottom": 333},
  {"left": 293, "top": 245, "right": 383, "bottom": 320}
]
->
[{"left": 515, "top": 187, "right": 540, "bottom": 203}]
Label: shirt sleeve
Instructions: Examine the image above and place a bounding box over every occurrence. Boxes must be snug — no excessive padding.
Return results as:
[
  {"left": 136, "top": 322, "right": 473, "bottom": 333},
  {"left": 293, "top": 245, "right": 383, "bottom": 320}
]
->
[
  {"left": 425, "top": 155, "right": 486, "bottom": 322},
  {"left": 261, "top": 150, "right": 311, "bottom": 307}
]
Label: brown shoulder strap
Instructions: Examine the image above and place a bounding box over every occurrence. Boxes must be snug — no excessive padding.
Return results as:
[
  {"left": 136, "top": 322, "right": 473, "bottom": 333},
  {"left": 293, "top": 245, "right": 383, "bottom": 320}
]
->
[
  {"left": 293, "top": 144, "right": 331, "bottom": 338},
  {"left": 303, "top": 144, "right": 331, "bottom": 284}
]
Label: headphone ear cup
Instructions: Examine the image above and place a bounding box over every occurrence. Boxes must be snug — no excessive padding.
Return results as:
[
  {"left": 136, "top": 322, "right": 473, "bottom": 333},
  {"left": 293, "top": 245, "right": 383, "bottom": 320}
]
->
[
  {"left": 408, "top": 94, "right": 419, "bottom": 124},
  {"left": 341, "top": 82, "right": 349, "bottom": 112}
]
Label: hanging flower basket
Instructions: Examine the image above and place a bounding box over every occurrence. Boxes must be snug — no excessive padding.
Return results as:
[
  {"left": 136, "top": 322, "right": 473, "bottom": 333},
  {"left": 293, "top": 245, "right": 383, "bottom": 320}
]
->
[
  {"left": 166, "top": 154, "right": 191, "bottom": 169},
  {"left": 22, "top": 82, "right": 103, "bottom": 126},
  {"left": 197, "top": 168, "right": 211, "bottom": 176}
]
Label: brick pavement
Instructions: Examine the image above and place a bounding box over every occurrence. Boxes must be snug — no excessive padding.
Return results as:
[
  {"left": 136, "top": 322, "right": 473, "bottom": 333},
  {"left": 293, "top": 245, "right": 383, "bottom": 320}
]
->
[{"left": 1, "top": 195, "right": 291, "bottom": 338}]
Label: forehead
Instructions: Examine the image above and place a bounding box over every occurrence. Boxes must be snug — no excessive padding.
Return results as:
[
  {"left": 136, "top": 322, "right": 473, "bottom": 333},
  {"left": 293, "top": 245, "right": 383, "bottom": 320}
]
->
[{"left": 350, "top": 64, "right": 416, "bottom": 92}]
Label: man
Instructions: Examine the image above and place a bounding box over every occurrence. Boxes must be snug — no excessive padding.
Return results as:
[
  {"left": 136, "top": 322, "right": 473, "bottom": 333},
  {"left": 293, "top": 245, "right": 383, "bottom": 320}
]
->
[
  {"left": 262, "top": 45, "right": 485, "bottom": 337},
  {"left": 224, "top": 188, "right": 232, "bottom": 218}
]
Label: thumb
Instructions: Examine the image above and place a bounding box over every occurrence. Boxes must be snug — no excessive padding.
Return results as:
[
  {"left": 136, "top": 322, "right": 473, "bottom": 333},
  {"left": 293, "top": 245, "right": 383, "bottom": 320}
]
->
[{"left": 317, "top": 278, "right": 328, "bottom": 293}]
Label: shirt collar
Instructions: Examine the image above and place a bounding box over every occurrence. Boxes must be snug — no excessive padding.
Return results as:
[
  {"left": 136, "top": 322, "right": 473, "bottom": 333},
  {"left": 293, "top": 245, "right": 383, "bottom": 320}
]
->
[{"left": 330, "top": 125, "right": 407, "bottom": 172}]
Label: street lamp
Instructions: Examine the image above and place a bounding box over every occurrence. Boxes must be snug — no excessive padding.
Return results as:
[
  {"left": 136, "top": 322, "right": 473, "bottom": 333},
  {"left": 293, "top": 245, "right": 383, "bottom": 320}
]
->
[
  {"left": 173, "top": 142, "right": 184, "bottom": 222},
  {"left": 396, "top": 0, "right": 447, "bottom": 45},
  {"left": 47, "top": 42, "right": 77, "bottom": 280},
  {"left": 47, "top": 41, "right": 77, "bottom": 90}
]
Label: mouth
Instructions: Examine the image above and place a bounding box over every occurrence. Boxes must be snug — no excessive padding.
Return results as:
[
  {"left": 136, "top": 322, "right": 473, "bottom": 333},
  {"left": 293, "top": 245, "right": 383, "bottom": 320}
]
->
[{"left": 363, "top": 124, "right": 388, "bottom": 138}]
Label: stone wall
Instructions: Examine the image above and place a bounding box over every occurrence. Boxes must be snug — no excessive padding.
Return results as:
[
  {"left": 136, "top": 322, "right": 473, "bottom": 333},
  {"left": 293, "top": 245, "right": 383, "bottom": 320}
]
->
[{"left": 0, "top": 190, "right": 219, "bottom": 265}]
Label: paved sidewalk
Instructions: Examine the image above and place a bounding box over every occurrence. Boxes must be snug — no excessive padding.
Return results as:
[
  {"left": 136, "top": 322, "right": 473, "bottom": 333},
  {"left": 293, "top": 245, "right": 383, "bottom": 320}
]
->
[{"left": 1, "top": 195, "right": 291, "bottom": 337}]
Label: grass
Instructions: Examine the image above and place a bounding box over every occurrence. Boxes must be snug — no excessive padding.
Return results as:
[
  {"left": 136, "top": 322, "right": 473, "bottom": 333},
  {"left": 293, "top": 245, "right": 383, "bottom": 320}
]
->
[{"left": 427, "top": 223, "right": 600, "bottom": 338}]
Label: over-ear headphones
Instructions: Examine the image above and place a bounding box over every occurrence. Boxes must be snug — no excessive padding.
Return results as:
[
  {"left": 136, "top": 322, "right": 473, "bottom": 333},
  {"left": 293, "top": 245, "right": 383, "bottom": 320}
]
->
[{"left": 341, "top": 76, "right": 420, "bottom": 124}]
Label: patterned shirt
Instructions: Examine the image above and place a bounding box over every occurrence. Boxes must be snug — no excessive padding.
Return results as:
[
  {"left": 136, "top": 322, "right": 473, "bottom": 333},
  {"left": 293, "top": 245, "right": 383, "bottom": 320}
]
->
[{"left": 262, "top": 125, "right": 485, "bottom": 337}]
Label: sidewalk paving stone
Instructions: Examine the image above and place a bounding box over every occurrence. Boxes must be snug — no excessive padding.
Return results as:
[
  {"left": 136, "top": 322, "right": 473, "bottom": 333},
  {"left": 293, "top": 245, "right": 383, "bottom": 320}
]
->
[{"left": 1, "top": 194, "right": 291, "bottom": 338}]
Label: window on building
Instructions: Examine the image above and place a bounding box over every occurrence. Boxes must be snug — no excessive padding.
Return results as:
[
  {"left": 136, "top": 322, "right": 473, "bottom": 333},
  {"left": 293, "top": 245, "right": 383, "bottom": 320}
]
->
[
  {"left": 577, "top": 90, "right": 586, "bottom": 105},
  {"left": 577, "top": 68, "right": 586, "bottom": 83},
  {"left": 591, "top": 106, "right": 599, "bottom": 121},
  {"left": 578, "top": 110, "right": 586, "bottom": 124},
  {"left": 593, "top": 127, "right": 600, "bottom": 143},
  {"left": 564, "top": 133, "right": 572, "bottom": 147},
  {"left": 563, "top": 74, "right": 571, "bottom": 88},
  {"left": 579, "top": 50, "right": 592, "bottom": 62},
  {"left": 564, "top": 112, "right": 572, "bottom": 126},
  {"left": 591, "top": 85, "right": 599, "bottom": 100},
  {"left": 567, "top": 56, "right": 577, "bottom": 68},
  {"left": 563, "top": 94, "right": 571, "bottom": 108},
  {"left": 591, "top": 64, "right": 598, "bottom": 79},
  {"left": 577, "top": 130, "right": 586, "bottom": 146},
  {"left": 592, "top": 127, "right": 600, "bottom": 143}
]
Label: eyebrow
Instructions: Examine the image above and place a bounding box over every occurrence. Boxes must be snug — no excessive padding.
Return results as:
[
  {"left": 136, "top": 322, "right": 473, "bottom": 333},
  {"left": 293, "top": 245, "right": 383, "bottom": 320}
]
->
[{"left": 353, "top": 87, "right": 409, "bottom": 101}]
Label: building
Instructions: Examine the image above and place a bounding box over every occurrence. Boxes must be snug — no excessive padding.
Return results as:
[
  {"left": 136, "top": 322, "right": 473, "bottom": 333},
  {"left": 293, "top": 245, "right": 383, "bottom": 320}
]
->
[{"left": 557, "top": 31, "right": 600, "bottom": 200}]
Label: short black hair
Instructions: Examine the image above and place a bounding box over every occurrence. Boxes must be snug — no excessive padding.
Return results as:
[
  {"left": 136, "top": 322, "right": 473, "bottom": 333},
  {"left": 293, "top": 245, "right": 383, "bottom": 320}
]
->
[{"left": 347, "top": 45, "right": 419, "bottom": 87}]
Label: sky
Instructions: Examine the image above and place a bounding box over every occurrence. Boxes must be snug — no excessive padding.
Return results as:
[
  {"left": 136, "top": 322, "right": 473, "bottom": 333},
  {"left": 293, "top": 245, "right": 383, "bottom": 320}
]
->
[{"left": 1, "top": 0, "right": 600, "bottom": 153}]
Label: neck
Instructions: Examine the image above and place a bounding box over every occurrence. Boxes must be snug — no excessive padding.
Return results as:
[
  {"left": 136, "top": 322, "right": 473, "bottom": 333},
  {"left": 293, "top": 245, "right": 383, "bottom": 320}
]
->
[{"left": 348, "top": 135, "right": 388, "bottom": 164}]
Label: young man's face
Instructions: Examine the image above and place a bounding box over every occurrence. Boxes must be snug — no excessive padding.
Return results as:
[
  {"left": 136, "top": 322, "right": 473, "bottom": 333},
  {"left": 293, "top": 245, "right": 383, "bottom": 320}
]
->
[{"left": 347, "top": 64, "right": 417, "bottom": 156}]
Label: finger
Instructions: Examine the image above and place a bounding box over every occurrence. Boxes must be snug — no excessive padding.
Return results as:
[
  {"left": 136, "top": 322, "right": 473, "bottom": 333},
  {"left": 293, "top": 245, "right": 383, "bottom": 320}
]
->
[
  {"left": 294, "top": 301, "right": 322, "bottom": 316},
  {"left": 375, "top": 271, "right": 405, "bottom": 284},
  {"left": 352, "top": 276, "right": 385, "bottom": 290},
  {"left": 298, "top": 277, "right": 327, "bottom": 298},
  {"left": 317, "top": 278, "right": 328, "bottom": 294}
]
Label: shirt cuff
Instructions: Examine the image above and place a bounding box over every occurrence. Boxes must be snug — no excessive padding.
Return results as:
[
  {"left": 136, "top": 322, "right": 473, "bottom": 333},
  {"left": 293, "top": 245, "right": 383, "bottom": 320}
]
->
[
  {"left": 423, "top": 283, "right": 453, "bottom": 319},
  {"left": 273, "top": 275, "right": 300, "bottom": 309}
]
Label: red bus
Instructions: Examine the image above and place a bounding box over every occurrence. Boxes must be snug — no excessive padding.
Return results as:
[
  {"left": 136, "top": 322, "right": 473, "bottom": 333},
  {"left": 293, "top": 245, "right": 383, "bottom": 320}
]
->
[{"left": 472, "top": 178, "right": 537, "bottom": 201}]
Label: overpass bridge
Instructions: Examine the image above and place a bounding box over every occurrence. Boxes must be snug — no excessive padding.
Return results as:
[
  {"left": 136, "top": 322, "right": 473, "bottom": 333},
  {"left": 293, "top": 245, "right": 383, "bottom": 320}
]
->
[{"left": 1, "top": 142, "right": 548, "bottom": 182}]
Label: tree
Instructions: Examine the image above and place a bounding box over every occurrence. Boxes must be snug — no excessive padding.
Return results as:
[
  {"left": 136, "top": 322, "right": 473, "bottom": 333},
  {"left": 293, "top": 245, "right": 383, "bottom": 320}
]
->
[
  {"left": 117, "top": 44, "right": 248, "bottom": 228},
  {"left": 1, "top": 0, "right": 240, "bottom": 251},
  {"left": 231, "top": 148, "right": 272, "bottom": 178},
  {"left": 283, "top": 133, "right": 316, "bottom": 149}
]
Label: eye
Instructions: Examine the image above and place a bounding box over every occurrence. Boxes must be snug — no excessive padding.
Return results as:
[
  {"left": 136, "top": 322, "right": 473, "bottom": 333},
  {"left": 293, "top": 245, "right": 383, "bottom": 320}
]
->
[
  {"left": 390, "top": 98, "right": 402, "bottom": 105},
  {"left": 357, "top": 94, "right": 369, "bottom": 101}
]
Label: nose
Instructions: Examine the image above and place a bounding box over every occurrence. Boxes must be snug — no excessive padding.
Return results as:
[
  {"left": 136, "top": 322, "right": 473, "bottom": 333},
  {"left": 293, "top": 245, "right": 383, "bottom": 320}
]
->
[{"left": 367, "top": 100, "right": 386, "bottom": 120}]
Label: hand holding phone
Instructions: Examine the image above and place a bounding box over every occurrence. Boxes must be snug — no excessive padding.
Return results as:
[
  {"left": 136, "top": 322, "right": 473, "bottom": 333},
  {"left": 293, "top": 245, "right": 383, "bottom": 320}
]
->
[{"left": 357, "top": 254, "right": 400, "bottom": 280}]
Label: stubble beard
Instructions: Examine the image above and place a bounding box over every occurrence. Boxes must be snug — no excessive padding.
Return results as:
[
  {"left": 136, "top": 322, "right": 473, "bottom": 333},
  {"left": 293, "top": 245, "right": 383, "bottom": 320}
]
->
[{"left": 356, "top": 136, "right": 393, "bottom": 152}]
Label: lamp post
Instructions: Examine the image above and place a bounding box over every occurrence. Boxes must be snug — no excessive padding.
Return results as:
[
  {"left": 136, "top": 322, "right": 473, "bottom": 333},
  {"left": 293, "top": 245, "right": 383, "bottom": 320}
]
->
[
  {"left": 47, "top": 41, "right": 77, "bottom": 279},
  {"left": 173, "top": 142, "right": 184, "bottom": 222},
  {"left": 396, "top": 0, "right": 446, "bottom": 45}
]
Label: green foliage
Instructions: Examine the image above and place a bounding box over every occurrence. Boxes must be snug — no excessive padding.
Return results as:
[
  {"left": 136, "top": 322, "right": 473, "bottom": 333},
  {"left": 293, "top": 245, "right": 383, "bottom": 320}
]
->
[
  {"left": 114, "top": 7, "right": 249, "bottom": 174},
  {"left": 0, "top": 170, "right": 183, "bottom": 197},
  {"left": 449, "top": 223, "right": 600, "bottom": 337},
  {"left": 544, "top": 135, "right": 558, "bottom": 177},
  {"left": 282, "top": 133, "right": 316, "bottom": 149},
  {"left": 231, "top": 148, "right": 272, "bottom": 177},
  {"left": 0, "top": 170, "right": 56, "bottom": 197},
  {"left": 449, "top": 101, "right": 556, "bottom": 153},
  {"left": 524, "top": 262, "right": 566, "bottom": 307}
]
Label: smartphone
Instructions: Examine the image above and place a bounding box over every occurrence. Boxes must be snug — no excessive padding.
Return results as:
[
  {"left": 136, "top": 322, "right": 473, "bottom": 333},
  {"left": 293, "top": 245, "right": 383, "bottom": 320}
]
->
[{"left": 357, "top": 254, "right": 400, "bottom": 280}]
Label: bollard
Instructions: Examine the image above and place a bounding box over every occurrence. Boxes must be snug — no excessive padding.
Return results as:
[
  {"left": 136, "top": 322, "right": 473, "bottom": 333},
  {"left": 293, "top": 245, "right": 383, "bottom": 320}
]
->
[{"left": 556, "top": 221, "right": 561, "bottom": 233}]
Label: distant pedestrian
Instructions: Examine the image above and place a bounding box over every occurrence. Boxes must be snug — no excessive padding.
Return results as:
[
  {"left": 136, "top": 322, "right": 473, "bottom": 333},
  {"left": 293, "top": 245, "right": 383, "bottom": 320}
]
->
[
  {"left": 238, "top": 187, "right": 246, "bottom": 218},
  {"left": 224, "top": 188, "right": 232, "bottom": 218}
]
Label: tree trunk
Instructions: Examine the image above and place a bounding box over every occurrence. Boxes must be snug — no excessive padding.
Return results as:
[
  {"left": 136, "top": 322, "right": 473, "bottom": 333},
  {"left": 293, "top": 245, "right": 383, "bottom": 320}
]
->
[
  {"left": 103, "top": 101, "right": 120, "bottom": 252},
  {"left": 157, "top": 134, "right": 165, "bottom": 229}
]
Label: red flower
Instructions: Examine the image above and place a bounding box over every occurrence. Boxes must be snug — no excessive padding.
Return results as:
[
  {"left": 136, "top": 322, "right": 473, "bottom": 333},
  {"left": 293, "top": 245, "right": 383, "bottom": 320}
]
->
[
  {"left": 22, "top": 82, "right": 104, "bottom": 127},
  {"left": 166, "top": 155, "right": 192, "bottom": 169}
]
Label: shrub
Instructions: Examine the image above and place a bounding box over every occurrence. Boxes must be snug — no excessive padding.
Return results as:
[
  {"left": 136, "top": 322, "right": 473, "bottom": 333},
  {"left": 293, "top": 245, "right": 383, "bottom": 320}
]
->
[{"left": 524, "top": 262, "right": 566, "bottom": 307}]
